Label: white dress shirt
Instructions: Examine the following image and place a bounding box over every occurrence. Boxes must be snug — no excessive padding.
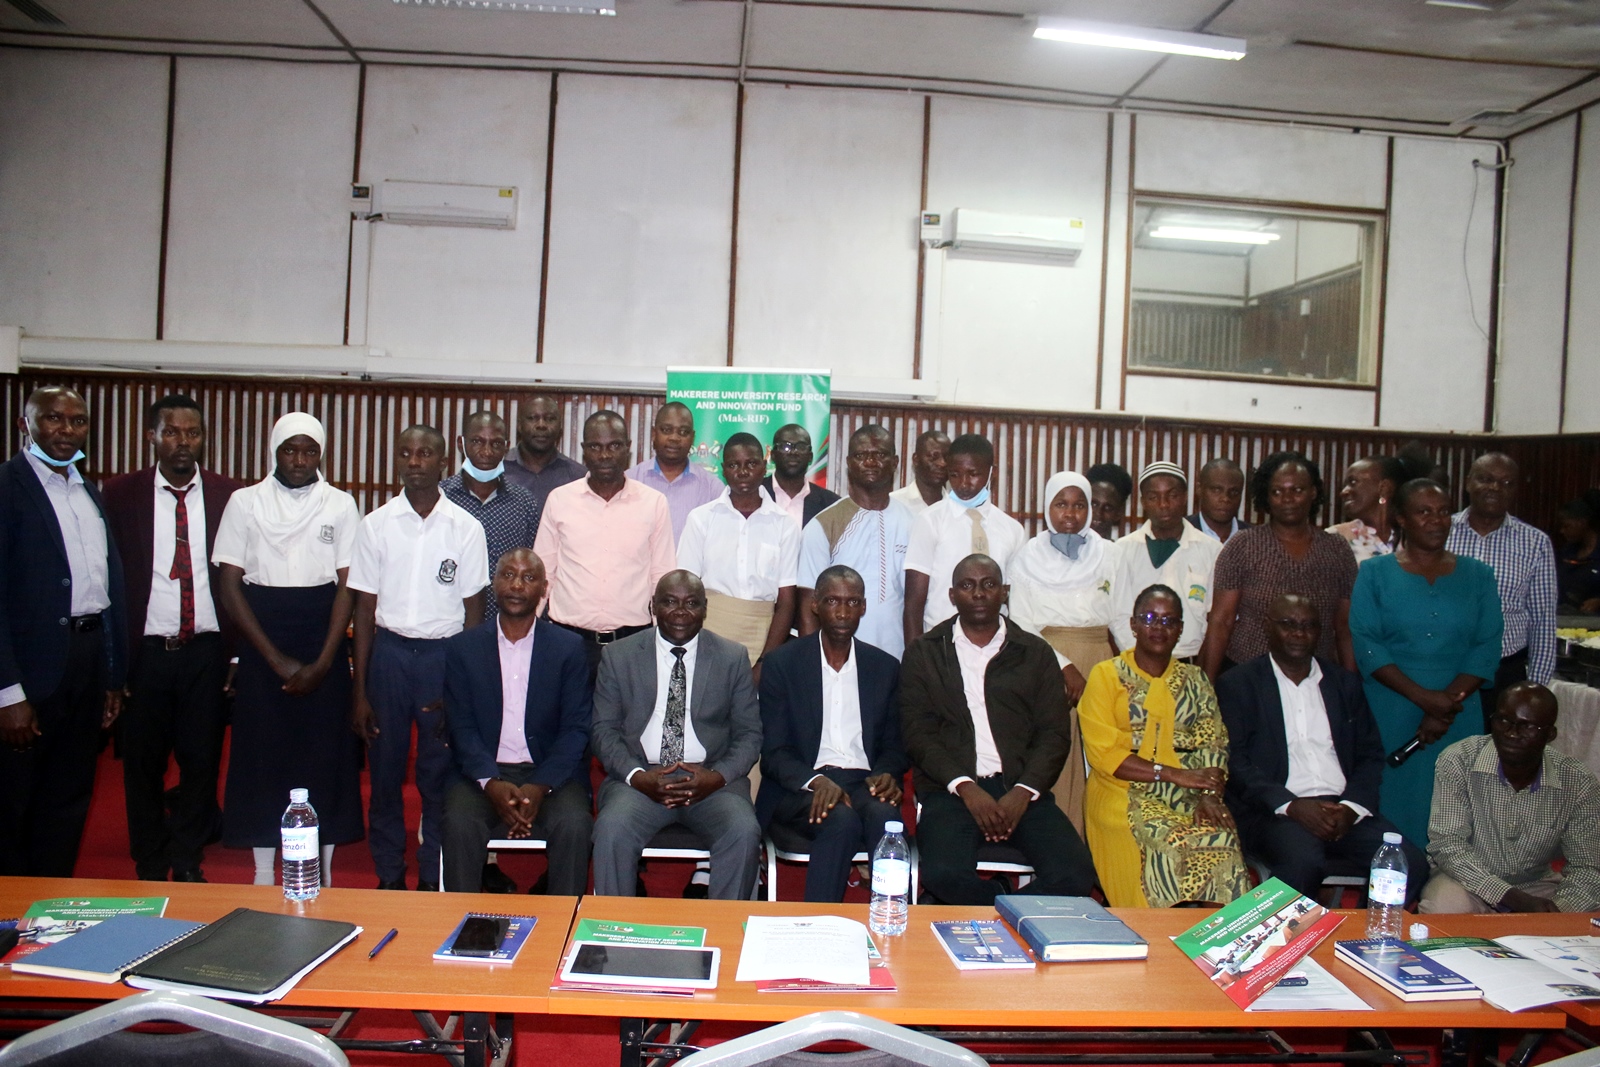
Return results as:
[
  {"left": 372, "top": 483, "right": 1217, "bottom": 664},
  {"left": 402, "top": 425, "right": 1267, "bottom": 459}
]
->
[
  {"left": 813, "top": 639, "right": 870, "bottom": 779},
  {"left": 1108, "top": 520, "right": 1221, "bottom": 659},
  {"left": 769, "top": 480, "right": 811, "bottom": 528},
  {"left": 677, "top": 489, "right": 801, "bottom": 602},
  {"left": 905, "top": 498, "right": 1028, "bottom": 630},
  {"left": 889, "top": 482, "right": 946, "bottom": 518},
  {"left": 347, "top": 492, "right": 489, "bottom": 640},
  {"left": 1269, "top": 656, "right": 1369, "bottom": 819},
  {"left": 145, "top": 470, "right": 220, "bottom": 637},
  {"left": 212, "top": 477, "right": 361, "bottom": 587},
  {"left": 25, "top": 451, "right": 110, "bottom": 616},
  {"left": 946, "top": 619, "right": 1038, "bottom": 797},
  {"left": 631, "top": 631, "right": 707, "bottom": 778},
  {"left": 477, "top": 619, "right": 537, "bottom": 787}
]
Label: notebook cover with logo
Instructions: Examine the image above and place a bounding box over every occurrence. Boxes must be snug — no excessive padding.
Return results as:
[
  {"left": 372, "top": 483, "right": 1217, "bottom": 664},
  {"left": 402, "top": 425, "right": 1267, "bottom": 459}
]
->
[{"left": 128, "top": 908, "right": 359, "bottom": 996}]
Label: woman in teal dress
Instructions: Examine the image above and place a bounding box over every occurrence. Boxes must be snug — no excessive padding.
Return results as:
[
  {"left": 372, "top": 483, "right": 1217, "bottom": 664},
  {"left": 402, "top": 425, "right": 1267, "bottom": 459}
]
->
[{"left": 1349, "top": 478, "right": 1503, "bottom": 849}]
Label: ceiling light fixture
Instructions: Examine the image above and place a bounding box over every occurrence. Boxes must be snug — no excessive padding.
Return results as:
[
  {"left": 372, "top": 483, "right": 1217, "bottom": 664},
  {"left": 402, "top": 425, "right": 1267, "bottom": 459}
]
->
[
  {"left": 391, "top": 0, "right": 616, "bottom": 15},
  {"left": 1032, "top": 18, "right": 1246, "bottom": 61},
  {"left": 1149, "top": 226, "right": 1279, "bottom": 244}
]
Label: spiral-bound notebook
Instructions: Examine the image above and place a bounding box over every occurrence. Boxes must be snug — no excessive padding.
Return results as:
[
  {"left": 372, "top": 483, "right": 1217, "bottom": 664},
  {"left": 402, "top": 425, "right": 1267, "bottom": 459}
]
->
[
  {"left": 433, "top": 912, "right": 538, "bottom": 963},
  {"left": 12, "top": 914, "right": 205, "bottom": 983}
]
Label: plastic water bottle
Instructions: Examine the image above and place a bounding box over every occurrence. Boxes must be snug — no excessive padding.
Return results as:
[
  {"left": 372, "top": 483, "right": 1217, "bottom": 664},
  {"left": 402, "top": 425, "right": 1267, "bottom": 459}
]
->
[
  {"left": 1366, "top": 831, "right": 1408, "bottom": 941},
  {"left": 869, "top": 821, "right": 911, "bottom": 937},
  {"left": 281, "top": 789, "right": 321, "bottom": 902}
]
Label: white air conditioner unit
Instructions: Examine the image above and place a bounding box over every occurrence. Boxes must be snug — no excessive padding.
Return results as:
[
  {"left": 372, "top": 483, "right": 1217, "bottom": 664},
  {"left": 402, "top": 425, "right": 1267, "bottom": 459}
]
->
[
  {"left": 938, "top": 208, "right": 1084, "bottom": 262},
  {"left": 371, "top": 180, "right": 518, "bottom": 229}
]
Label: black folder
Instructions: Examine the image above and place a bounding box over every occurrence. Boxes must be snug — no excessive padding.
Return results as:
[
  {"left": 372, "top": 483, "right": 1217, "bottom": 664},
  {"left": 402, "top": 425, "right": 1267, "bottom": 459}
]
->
[{"left": 126, "top": 907, "right": 361, "bottom": 1003}]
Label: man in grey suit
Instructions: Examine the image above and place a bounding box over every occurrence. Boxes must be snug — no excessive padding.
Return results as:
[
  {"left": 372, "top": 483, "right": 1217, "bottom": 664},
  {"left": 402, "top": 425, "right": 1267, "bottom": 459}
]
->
[{"left": 591, "top": 569, "right": 763, "bottom": 899}]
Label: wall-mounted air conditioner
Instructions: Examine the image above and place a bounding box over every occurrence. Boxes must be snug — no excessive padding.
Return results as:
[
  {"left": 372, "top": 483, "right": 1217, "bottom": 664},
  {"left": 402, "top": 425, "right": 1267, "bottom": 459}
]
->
[
  {"left": 930, "top": 208, "right": 1085, "bottom": 262},
  {"left": 370, "top": 180, "right": 518, "bottom": 229}
]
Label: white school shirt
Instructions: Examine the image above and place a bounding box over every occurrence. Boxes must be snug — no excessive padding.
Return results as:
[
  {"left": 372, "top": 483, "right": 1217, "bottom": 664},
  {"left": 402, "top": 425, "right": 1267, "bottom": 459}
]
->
[
  {"left": 146, "top": 470, "right": 220, "bottom": 637},
  {"left": 212, "top": 478, "right": 361, "bottom": 587},
  {"left": 629, "top": 630, "right": 708, "bottom": 779},
  {"left": 889, "top": 482, "right": 947, "bottom": 519},
  {"left": 1107, "top": 520, "right": 1221, "bottom": 659},
  {"left": 346, "top": 492, "right": 488, "bottom": 640},
  {"left": 904, "top": 498, "right": 1027, "bottom": 630},
  {"left": 814, "top": 639, "right": 869, "bottom": 776},
  {"left": 677, "top": 489, "right": 800, "bottom": 602},
  {"left": 1269, "top": 656, "right": 1369, "bottom": 819}
]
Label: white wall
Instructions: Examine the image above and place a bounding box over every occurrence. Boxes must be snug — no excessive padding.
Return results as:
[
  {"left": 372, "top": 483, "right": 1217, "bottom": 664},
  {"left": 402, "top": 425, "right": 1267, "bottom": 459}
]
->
[
  {"left": 0, "top": 47, "right": 1516, "bottom": 434},
  {"left": 1564, "top": 112, "right": 1600, "bottom": 433}
]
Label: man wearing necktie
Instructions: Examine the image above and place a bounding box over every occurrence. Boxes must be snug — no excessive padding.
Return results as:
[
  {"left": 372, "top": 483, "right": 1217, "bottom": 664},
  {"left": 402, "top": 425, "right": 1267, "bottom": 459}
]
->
[
  {"left": 102, "top": 395, "right": 241, "bottom": 882},
  {"left": 0, "top": 386, "right": 128, "bottom": 877},
  {"left": 590, "top": 570, "right": 763, "bottom": 899}
]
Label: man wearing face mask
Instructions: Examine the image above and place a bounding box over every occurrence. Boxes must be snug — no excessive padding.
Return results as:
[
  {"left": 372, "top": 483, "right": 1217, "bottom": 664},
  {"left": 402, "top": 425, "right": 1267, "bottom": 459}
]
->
[
  {"left": 0, "top": 386, "right": 128, "bottom": 877},
  {"left": 442, "top": 411, "right": 540, "bottom": 619},
  {"left": 903, "top": 434, "right": 1026, "bottom": 646}
]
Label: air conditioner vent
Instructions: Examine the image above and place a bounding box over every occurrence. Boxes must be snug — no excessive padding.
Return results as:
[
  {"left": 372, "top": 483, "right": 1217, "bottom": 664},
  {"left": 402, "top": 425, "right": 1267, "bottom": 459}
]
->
[{"left": 1462, "top": 108, "right": 1550, "bottom": 127}]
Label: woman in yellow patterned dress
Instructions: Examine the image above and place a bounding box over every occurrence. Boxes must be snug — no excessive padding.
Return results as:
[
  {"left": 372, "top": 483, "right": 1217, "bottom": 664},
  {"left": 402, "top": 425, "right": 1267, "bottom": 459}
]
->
[{"left": 1079, "top": 583, "right": 1249, "bottom": 907}]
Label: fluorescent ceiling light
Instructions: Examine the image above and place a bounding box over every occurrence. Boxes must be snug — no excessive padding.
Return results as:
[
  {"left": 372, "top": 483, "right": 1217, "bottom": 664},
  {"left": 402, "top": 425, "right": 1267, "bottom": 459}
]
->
[
  {"left": 392, "top": 0, "right": 616, "bottom": 14},
  {"left": 1149, "top": 226, "right": 1279, "bottom": 244},
  {"left": 1032, "top": 18, "right": 1246, "bottom": 60}
]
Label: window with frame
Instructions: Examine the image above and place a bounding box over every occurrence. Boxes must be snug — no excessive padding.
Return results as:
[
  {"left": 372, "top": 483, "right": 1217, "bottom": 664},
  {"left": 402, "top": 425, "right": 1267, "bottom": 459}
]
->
[{"left": 1127, "top": 198, "right": 1383, "bottom": 387}]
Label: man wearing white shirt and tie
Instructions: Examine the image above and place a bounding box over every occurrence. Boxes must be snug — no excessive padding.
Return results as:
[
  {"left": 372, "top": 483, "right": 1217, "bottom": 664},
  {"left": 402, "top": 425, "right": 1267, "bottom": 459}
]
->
[{"left": 350, "top": 426, "right": 489, "bottom": 892}]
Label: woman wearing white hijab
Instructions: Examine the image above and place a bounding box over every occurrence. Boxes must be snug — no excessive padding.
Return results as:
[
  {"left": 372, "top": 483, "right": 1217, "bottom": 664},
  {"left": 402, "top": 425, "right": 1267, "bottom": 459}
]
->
[
  {"left": 1008, "top": 470, "right": 1117, "bottom": 836},
  {"left": 212, "top": 413, "right": 364, "bottom": 887}
]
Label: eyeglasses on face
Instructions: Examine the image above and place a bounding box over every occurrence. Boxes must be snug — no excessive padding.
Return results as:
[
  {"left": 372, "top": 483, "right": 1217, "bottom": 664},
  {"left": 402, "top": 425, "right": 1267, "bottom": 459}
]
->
[
  {"left": 1490, "top": 714, "right": 1548, "bottom": 738},
  {"left": 1132, "top": 613, "right": 1182, "bottom": 629},
  {"left": 772, "top": 441, "right": 809, "bottom": 454}
]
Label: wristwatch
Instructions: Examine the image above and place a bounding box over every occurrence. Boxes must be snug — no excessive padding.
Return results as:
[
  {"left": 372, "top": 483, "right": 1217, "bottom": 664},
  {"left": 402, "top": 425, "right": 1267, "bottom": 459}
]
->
[{"left": 1151, "top": 762, "right": 1163, "bottom": 783}]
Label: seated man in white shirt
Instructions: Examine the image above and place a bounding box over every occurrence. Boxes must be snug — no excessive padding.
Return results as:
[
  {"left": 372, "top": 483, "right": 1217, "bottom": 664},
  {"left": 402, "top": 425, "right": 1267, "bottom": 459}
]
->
[
  {"left": 1216, "top": 594, "right": 1425, "bottom": 901},
  {"left": 441, "top": 549, "right": 592, "bottom": 895}
]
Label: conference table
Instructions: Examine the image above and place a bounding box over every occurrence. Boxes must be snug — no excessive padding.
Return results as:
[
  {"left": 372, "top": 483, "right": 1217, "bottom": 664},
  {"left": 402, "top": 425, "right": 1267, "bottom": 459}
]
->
[
  {"left": 1426, "top": 911, "right": 1600, "bottom": 1030},
  {"left": 0, "top": 878, "right": 1571, "bottom": 1067}
]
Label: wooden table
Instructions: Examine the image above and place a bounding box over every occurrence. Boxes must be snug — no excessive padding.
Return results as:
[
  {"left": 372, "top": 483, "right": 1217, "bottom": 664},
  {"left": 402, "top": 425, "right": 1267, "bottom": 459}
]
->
[
  {"left": 550, "top": 898, "right": 1565, "bottom": 1067},
  {"left": 0, "top": 877, "right": 579, "bottom": 1065},
  {"left": 1424, "top": 911, "right": 1600, "bottom": 1028}
]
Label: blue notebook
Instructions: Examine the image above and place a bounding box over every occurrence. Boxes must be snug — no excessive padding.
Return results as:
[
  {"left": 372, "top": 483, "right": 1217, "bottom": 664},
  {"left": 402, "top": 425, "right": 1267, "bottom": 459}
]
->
[
  {"left": 931, "top": 919, "right": 1035, "bottom": 969},
  {"left": 12, "top": 914, "right": 204, "bottom": 984},
  {"left": 993, "top": 895, "right": 1148, "bottom": 962},
  {"left": 1334, "top": 938, "right": 1482, "bottom": 1002},
  {"left": 432, "top": 913, "right": 538, "bottom": 963}
]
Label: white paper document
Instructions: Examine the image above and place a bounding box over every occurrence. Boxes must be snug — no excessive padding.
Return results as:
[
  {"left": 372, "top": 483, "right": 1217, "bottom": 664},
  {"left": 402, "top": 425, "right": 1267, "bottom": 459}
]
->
[
  {"left": 735, "top": 915, "right": 870, "bottom": 986},
  {"left": 1247, "top": 958, "right": 1373, "bottom": 1012},
  {"left": 1419, "top": 936, "right": 1600, "bottom": 1013}
]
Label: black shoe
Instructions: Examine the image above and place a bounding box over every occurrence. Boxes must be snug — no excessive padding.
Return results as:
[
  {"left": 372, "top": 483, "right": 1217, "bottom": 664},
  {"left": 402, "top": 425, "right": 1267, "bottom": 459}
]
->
[
  {"left": 682, "top": 881, "right": 709, "bottom": 899},
  {"left": 526, "top": 872, "right": 549, "bottom": 895},
  {"left": 481, "top": 863, "right": 517, "bottom": 894},
  {"left": 377, "top": 878, "right": 407, "bottom": 890},
  {"left": 171, "top": 869, "right": 207, "bottom": 883},
  {"left": 415, "top": 881, "right": 440, "bottom": 893},
  {"left": 136, "top": 869, "right": 169, "bottom": 882}
]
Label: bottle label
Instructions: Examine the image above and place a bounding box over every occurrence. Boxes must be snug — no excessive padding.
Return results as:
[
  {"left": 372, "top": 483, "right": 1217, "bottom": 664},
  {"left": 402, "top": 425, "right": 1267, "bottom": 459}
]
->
[
  {"left": 282, "top": 826, "right": 319, "bottom": 861},
  {"left": 872, "top": 858, "right": 910, "bottom": 896},
  {"left": 1369, "top": 868, "right": 1407, "bottom": 906}
]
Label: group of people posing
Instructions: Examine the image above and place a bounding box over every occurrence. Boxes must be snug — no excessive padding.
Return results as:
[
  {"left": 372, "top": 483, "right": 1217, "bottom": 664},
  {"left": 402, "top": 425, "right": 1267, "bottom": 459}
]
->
[{"left": 2, "top": 385, "right": 1595, "bottom": 918}]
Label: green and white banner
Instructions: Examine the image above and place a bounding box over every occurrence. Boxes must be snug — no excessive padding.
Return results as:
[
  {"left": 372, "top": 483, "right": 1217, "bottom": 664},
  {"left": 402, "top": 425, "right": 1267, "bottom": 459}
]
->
[{"left": 666, "top": 366, "right": 833, "bottom": 487}]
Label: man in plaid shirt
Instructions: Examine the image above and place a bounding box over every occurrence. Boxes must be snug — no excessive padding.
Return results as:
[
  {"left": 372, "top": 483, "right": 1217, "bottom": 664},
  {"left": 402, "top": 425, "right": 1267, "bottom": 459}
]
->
[
  {"left": 1420, "top": 683, "right": 1600, "bottom": 913},
  {"left": 1445, "top": 452, "right": 1556, "bottom": 729}
]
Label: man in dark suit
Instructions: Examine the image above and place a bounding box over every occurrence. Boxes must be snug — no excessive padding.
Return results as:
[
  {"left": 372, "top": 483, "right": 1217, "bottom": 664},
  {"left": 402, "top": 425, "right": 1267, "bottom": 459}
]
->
[
  {"left": 102, "top": 394, "right": 241, "bottom": 883},
  {"left": 1217, "top": 593, "right": 1426, "bottom": 900},
  {"left": 1186, "top": 457, "right": 1250, "bottom": 544},
  {"left": 902, "top": 554, "right": 1097, "bottom": 905},
  {"left": 757, "top": 564, "right": 907, "bottom": 902},
  {"left": 0, "top": 385, "right": 127, "bottom": 877},
  {"left": 763, "top": 423, "right": 839, "bottom": 528},
  {"left": 591, "top": 570, "right": 763, "bottom": 899},
  {"left": 441, "top": 548, "right": 592, "bottom": 895}
]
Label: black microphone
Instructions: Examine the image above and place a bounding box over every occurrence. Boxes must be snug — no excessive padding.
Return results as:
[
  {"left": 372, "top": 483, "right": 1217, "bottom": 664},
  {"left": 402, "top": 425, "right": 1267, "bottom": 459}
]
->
[{"left": 1387, "top": 736, "right": 1426, "bottom": 768}]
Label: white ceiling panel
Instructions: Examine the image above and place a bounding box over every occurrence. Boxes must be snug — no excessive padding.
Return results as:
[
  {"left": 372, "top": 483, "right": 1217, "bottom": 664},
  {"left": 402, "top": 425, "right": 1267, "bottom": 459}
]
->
[{"left": 0, "top": 0, "right": 343, "bottom": 48}]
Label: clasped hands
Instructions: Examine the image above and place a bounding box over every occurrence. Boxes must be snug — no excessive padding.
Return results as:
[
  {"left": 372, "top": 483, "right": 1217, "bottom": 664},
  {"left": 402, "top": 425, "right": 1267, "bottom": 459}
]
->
[
  {"left": 805, "top": 772, "right": 902, "bottom": 825},
  {"left": 484, "top": 779, "right": 550, "bottom": 838},
  {"left": 1285, "top": 797, "right": 1357, "bottom": 842},
  {"left": 956, "top": 780, "right": 1032, "bottom": 842},
  {"left": 632, "top": 762, "right": 726, "bottom": 807}
]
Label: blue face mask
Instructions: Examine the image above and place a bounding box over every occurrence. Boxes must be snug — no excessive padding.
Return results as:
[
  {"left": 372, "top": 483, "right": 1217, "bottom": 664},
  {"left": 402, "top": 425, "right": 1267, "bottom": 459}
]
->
[
  {"left": 28, "top": 443, "right": 85, "bottom": 469},
  {"left": 1049, "top": 531, "right": 1086, "bottom": 560},
  {"left": 951, "top": 486, "right": 989, "bottom": 510},
  {"left": 463, "top": 460, "right": 504, "bottom": 483}
]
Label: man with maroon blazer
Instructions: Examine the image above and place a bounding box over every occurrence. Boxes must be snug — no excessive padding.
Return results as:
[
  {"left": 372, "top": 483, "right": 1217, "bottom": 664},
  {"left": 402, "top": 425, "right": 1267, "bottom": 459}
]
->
[{"left": 102, "top": 395, "right": 241, "bottom": 882}]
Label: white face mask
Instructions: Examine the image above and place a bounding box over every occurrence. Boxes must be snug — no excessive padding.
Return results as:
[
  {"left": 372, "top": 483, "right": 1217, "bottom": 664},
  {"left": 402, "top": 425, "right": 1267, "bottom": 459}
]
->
[{"left": 28, "top": 442, "right": 84, "bottom": 468}]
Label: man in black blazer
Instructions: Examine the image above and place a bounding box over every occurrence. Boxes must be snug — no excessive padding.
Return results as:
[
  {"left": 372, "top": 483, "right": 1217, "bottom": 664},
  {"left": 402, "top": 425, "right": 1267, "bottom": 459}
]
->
[
  {"left": 762, "top": 423, "right": 839, "bottom": 527},
  {"left": 1217, "top": 593, "right": 1425, "bottom": 900},
  {"left": 441, "top": 548, "right": 593, "bottom": 895},
  {"left": 1185, "top": 457, "right": 1250, "bottom": 544},
  {"left": 757, "top": 565, "right": 908, "bottom": 902},
  {"left": 101, "top": 394, "right": 241, "bottom": 882},
  {"left": 0, "top": 386, "right": 127, "bottom": 877},
  {"left": 902, "top": 554, "right": 1096, "bottom": 905}
]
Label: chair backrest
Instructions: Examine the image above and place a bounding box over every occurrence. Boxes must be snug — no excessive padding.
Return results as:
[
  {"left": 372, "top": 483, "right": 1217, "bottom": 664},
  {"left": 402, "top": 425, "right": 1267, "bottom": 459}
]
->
[
  {"left": 0, "top": 990, "right": 348, "bottom": 1067},
  {"left": 674, "top": 1011, "right": 984, "bottom": 1067}
]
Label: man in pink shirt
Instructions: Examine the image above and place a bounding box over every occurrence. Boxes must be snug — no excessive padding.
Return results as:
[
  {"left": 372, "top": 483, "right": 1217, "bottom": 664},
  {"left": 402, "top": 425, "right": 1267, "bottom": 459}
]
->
[{"left": 534, "top": 410, "right": 677, "bottom": 678}]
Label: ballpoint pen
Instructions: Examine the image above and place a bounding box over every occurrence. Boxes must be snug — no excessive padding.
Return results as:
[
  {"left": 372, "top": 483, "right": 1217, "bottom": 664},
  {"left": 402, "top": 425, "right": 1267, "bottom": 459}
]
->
[{"left": 368, "top": 928, "right": 399, "bottom": 960}]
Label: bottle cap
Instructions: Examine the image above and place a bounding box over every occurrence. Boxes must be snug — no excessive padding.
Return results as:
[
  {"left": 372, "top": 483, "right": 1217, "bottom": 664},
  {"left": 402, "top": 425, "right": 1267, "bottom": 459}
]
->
[
  {"left": 1382, "top": 831, "right": 1401, "bottom": 845},
  {"left": 885, "top": 821, "right": 903, "bottom": 834},
  {"left": 1409, "top": 923, "right": 1430, "bottom": 941},
  {"left": 290, "top": 788, "right": 309, "bottom": 804}
]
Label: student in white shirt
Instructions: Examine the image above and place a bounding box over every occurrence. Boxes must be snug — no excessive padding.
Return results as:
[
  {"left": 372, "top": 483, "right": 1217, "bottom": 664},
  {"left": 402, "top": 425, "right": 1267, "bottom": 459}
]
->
[
  {"left": 903, "top": 433, "right": 1026, "bottom": 645},
  {"left": 349, "top": 426, "right": 489, "bottom": 892},
  {"left": 888, "top": 429, "right": 950, "bottom": 518},
  {"left": 1108, "top": 462, "right": 1221, "bottom": 662},
  {"left": 677, "top": 433, "right": 800, "bottom": 668}
]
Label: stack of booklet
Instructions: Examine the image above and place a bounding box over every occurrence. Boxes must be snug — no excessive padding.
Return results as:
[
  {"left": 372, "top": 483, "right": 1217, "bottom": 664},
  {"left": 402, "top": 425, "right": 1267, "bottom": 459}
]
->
[
  {"left": 2, "top": 896, "right": 170, "bottom": 966},
  {"left": 552, "top": 919, "right": 712, "bottom": 997},
  {"left": 1406, "top": 935, "right": 1600, "bottom": 1012},
  {"left": 1333, "top": 938, "right": 1482, "bottom": 1002},
  {"left": 1171, "top": 878, "right": 1345, "bottom": 1009}
]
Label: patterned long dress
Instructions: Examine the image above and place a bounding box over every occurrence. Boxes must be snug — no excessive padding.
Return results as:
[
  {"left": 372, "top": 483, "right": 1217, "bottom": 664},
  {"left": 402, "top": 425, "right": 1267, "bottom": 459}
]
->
[{"left": 1079, "top": 651, "right": 1250, "bottom": 907}]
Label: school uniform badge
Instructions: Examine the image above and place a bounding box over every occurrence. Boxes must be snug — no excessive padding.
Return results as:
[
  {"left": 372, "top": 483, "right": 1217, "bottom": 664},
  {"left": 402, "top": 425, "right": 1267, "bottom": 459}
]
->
[
  {"left": 438, "top": 559, "right": 458, "bottom": 584},
  {"left": 318, "top": 524, "right": 335, "bottom": 544}
]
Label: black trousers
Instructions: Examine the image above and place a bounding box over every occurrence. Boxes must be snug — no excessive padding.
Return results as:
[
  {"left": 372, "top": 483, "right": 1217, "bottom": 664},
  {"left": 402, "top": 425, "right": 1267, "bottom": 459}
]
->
[
  {"left": 122, "top": 633, "right": 229, "bottom": 879},
  {"left": 553, "top": 622, "right": 650, "bottom": 685},
  {"left": 768, "top": 767, "right": 900, "bottom": 903},
  {"left": 1479, "top": 648, "right": 1529, "bottom": 732},
  {"left": 1241, "top": 799, "right": 1428, "bottom": 904},
  {"left": 918, "top": 775, "right": 1097, "bottom": 905},
  {"left": 441, "top": 767, "right": 593, "bottom": 896},
  {"left": 0, "top": 626, "right": 107, "bottom": 877}
]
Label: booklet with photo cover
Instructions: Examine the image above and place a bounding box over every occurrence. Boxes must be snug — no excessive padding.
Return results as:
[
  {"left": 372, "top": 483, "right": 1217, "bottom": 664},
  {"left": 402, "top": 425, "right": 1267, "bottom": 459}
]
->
[
  {"left": 3, "top": 897, "right": 171, "bottom": 966},
  {"left": 1171, "top": 878, "right": 1345, "bottom": 1009},
  {"left": 1409, "top": 935, "right": 1600, "bottom": 1012}
]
